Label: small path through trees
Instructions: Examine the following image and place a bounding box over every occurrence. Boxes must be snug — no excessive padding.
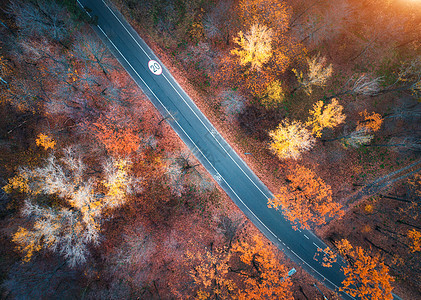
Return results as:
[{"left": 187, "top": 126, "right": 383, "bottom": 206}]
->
[{"left": 343, "top": 159, "right": 421, "bottom": 208}]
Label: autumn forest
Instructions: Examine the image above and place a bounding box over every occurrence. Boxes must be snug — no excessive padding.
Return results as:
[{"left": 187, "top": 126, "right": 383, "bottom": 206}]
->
[{"left": 0, "top": 0, "right": 420, "bottom": 299}]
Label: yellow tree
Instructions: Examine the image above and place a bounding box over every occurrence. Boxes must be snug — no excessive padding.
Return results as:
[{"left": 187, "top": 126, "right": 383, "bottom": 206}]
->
[
  {"left": 260, "top": 80, "right": 285, "bottom": 108},
  {"left": 231, "top": 236, "right": 293, "bottom": 299},
  {"left": 231, "top": 23, "right": 274, "bottom": 71},
  {"left": 4, "top": 147, "right": 138, "bottom": 266},
  {"left": 293, "top": 54, "right": 333, "bottom": 95},
  {"left": 269, "top": 119, "right": 315, "bottom": 160},
  {"left": 307, "top": 98, "right": 346, "bottom": 137},
  {"left": 336, "top": 239, "right": 394, "bottom": 300},
  {"left": 268, "top": 165, "right": 343, "bottom": 229}
]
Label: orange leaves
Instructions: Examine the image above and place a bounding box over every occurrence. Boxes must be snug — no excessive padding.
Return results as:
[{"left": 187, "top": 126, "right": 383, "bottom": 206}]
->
[
  {"left": 187, "top": 235, "right": 292, "bottom": 299},
  {"left": 186, "top": 246, "right": 235, "bottom": 299},
  {"left": 36, "top": 133, "right": 56, "bottom": 150},
  {"left": 237, "top": 0, "right": 290, "bottom": 33},
  {"left": 336, "top": 239, "right": 353, "bottom": 256},
  {"left": 268, "top": 165, "right": 343, "bottom": 229},
  {"left": 357, "top": 110, "right": 383, "bottom": 133},
  {"left": 91, "top": 106, "right": 141, "bottom": 156},
  {"left": 313, "top": 247, "right": 337, "bottom": 268},
  {"left": 0, "top": 55, "right": 10, "bottom": 87},
  {"left": 232, "top": 235, "right": 293, "bottom": 300},
  {"left": 407, "top": 229, "right": 421, "bottom": 252},
  {"left": 337, "top": 239, "right": 394, "bottom": 300}
]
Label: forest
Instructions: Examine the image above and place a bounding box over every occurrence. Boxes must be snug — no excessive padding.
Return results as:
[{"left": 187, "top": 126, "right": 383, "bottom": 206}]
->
[{"left": 0, "top": 0, "right": 420, "bottom": 299}]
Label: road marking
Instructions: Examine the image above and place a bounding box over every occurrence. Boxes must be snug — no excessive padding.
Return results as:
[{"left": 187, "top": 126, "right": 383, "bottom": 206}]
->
[
  {"left": 148, "top": 60, "right": 162, "bottom": 75},
  {"left": 313, "top": 242, "right": 321, "bottom": 249},
  {"left": 210, "top": 128, "right": 218, "bottom": 136},
  {"left": 77, "top": 3, "right": 356, "bottom": 298},
  {"left": 99, "top": 0, "right": 274, "bottom": 202},
  {"left": 213, "top": 172, "right": 222, "bottom": 182},
  {"left": 304, "top": 234, "right": 309, "bottom": 239}
]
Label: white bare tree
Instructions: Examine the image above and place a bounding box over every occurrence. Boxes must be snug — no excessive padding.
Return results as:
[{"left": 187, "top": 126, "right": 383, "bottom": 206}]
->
[
  {"left": 293, "top": 54, "right": 333, "bottom": 95},
  {"left": 7, "top": 147, "right": 139, "bottom": 267},
  {"left": 220, "top": 90, "right": 246, "bottom": 118},
  {"left": 165, "top": 150, "right": 214, "bottom": 196},
  {"left": 72, "top": 33, "right": 117, "bottom": 76},
  {"left": 340, "top": 129, "right": 374, "bottom": 149}
]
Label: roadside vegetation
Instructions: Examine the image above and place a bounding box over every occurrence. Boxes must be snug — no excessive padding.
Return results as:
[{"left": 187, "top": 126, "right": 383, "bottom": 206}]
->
[
  {"left": 112, "top": 0, "right": 421, "bottom": 298},
  {"left": 0, "top": 0, "right": 419, "bottom": 299}
]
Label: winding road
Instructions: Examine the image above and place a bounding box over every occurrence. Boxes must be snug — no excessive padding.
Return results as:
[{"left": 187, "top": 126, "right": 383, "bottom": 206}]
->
[{"left": 77, "top": 1, "right": 365, "bottom": 299}]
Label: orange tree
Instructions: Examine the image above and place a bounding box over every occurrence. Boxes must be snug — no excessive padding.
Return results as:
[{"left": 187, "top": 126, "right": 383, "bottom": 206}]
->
[
  {"left": 186, "top": 235, "right": 293, "bottom": 299},
  {"left": 186, "top": 246, "right": 235, "bottom": 299},
  {"left": 336, "top": 239, "right": 394, "bottom": 300},
  {"left": 231, "top": 235, "right": 293, "bottom": 299},
  {"left": 90, "top": 105, "right": 141, "bottom": 156},
  {"left": 268, "top": 165, "right": 343, "bottom": 229}
]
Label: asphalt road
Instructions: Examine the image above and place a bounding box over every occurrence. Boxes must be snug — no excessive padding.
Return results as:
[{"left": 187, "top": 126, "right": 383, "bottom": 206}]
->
[{"left": 77, "top": 0, "right": 355, "bottom": 298}]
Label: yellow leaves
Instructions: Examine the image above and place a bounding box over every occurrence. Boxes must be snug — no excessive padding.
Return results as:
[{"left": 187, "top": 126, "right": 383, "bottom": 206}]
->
[
  {"left": 357, "top": 110, "right": 383, "bottom": 132},
  {"left": 190, "top": 21, "right": 204, "bottom": 41},
  {"left": 364, "top": 204, "right": 374, "bottom": 214},
  {"left": 104, "top": 158, "right": 132, "bottom": 203},
  {"left": 12, "top": 227, "right": 42, "bottom": 263},
  {"left": 3, "top": 173, "right": 31, "bottom": 194},
  {"left": 307, "top": 98, "right": 346, "bottom": 138},
  {"left": 408, "top": 173, "right": 421, "bottom": 197},
  {"left": 231, "top": 23, "right": 274, "bottom": 71},
  {"left": 36, "top": 133, "right": 56, "bottom": 150},
  {"left": 189, "top": 9, "right": 204, "bottom": 42},
  {"left": 260, "top": 80, "right": 285, "bottom": 108},
  {"left": 407, "top": 229, "right": 421, "bottom": 252},
  {"left": 268, "top": 119, "right": 315, "bottom": 160},
  {"left": 67, "top": 67, "right": 78, "bottom": 83}
]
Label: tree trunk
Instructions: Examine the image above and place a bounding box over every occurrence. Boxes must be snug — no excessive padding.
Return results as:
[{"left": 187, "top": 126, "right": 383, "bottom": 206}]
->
[
  {"left": 397, "top": 220, "right": 421, "bottom": 230},
  {"left": 364, "top": 237, "right": 393, "bottom": 255}
]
